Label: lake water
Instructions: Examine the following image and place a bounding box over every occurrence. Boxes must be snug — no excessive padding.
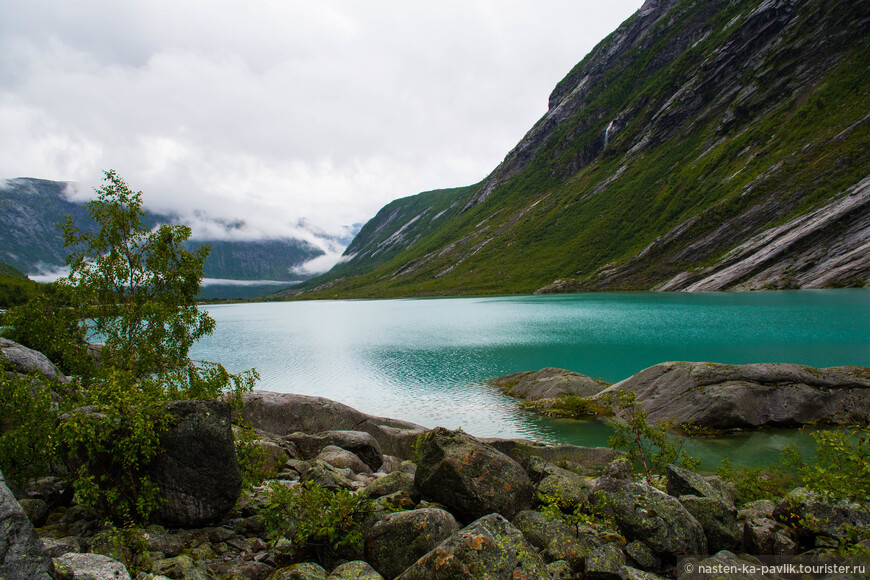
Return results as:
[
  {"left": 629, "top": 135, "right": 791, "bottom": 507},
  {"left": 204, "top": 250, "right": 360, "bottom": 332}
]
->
[{"left": 191, "top": 290, "right": 870, "bottom": 468}]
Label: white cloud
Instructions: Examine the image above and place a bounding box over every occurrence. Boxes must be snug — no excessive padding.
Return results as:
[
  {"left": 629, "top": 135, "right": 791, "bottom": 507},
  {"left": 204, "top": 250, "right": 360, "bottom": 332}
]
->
[{"left": 0, "top": 0, "right": 644, "bottom": 245}]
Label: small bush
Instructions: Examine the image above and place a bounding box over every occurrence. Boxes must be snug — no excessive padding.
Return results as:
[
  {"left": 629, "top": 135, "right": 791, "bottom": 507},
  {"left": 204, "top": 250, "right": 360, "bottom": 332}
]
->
[
  {"left": 262, "top": 481, "right": 375, "bottom": 564},
  {"left": 715, "top": 459, "right": 795, "bottom": 504},
  {"left": 782, "top": 427, "right": 870, "bottom": 505}
]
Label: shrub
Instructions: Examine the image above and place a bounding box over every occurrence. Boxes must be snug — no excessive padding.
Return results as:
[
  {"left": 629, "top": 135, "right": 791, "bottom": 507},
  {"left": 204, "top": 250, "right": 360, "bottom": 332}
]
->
[
  {"left": 604, "top": 389, "right": 699, "bottom": 482},
  {"left": 715, "top": 458, "right": 795, "bottom": 504}
]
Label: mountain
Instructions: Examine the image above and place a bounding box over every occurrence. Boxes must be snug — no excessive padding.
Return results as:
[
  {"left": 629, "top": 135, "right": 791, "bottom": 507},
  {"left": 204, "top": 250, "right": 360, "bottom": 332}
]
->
[
  {"left": 0, "top": 177, "right": 323, "bottom": 283},
  {"left": 288, "top": 0, "right": 870, "bottom": 298}
]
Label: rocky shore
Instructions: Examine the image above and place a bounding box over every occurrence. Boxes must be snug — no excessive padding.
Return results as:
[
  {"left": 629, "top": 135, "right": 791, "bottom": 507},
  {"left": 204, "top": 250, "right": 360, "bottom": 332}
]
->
[{"left": 2, "top": 339, "right": 869, "bottom": 579}]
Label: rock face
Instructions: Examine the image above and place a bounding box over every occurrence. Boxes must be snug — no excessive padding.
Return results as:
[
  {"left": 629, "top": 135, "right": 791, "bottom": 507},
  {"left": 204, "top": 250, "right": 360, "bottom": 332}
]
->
[
  {"left": 596, "top": 362, "right": 870, "bottom": 430},
  {"left": 53, "top": 552, "right": 131, "bottom": 580},
  {"left": 491, "top": 367, "right": 609, "bottom": 400},
  {"left": 150, "top": 400, "right": 242, "bottom": 527},
  {"left": 395, "top": 514, "right": 550, "bottom": 580},
  {"left": 0, "top": 337, "right": 68, "bottom": 382},
  {"left": 414, "top": 427, "right": 534, "bottom": 522},
  {"left": 0, "top": 469, "right": 54, "bottom": 579},
  {"left": 242, "top": 392, "right": 425, "bottom": 458}
]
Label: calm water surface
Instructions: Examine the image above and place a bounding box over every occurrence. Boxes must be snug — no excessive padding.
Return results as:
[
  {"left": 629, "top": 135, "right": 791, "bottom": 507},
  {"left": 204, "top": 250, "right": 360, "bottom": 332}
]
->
[{"left": 192, "top": 290, "right": 870, "bottom": 467}]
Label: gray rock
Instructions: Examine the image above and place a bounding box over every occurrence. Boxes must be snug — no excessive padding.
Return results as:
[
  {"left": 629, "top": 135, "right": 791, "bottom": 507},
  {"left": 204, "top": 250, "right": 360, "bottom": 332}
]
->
[
  {"left": 242, "top": 392, "right": 425, "bottom": 458},
  {"left": 596, "top": 362, "right": 870, "bottom": 431},
  {"left": 149, "top": 400, "right": 241, "bottom": 527},
  {"left": 511, "top": 510, "right": 598, "bottom": 570},
  {"left": 585, "top": 543, "right": 627, "bottom": 580},
  {"left": 150, "top": 554, "right": 209, "bottom": 580},
  {"left": 268, "top": 562, "right": 328, "bottom": 579},
  {"left": 364, "top": 508, "right": 459, "bottom": 579},
  {"left": 547, "top": 559, "right": 575, "bottom": 579},
  {"left": 772, "top": 488, "right": 870, "bottom": 541},
  {"left": 483, "top": 438, "right": 621, "bottom": 475},
  {"left": 599, "top": 482, "right": 707, "bottom": 559},
  {"left": 327, "top": 561, "right": 383, "bottom": 579},
  {"left": 742, "top": 517, "right": 799, "bottom": 555},
  {"left": 537, "top": 467, "right": 592, "bottom": 506},
  {"left": 316, "top": 446, "right": 372, "bottom": 475},
  {"left": 666, "top": 464, "right": 734, "bottom": 510},
  {"left": 491, "top": 367, "right": 610, "bottom": 400},
  {"left": 297, "top": 459, "right": 359, "bottom": 490},
  {"left": 53, "top": 552, "right": 130, "bottom": 580},
  {"left": 414, "top": 427, "right": 534, "bottom": 522},
  {"left": 0, "top": 469, "right": 54, "bottom": 579},
  {"left": 17, "top": 497, "right": 50, "bottom": 527},
  {"left": 0, "top": 337, "right": 68, "bottom": 382},
  {"left": 624, "top": 540, "right": 660, "bottom": 572},
  {"left": 208, "top": 560, "right": 274, "bottom": 580},
  {"left": 737, "top": 499, "right": 777, "bottom": 522},
  {"left": 679, "top": 496, "right": 740, "bottom": 553},
  {"left": 395, "top": 513, "right": 550, "bottom": 579},
  {"left": 360, "top": 471, "right": 418, "bottom": 501},
  {"left": 677, "top": 551, "right": 771, "bottom": 580}
]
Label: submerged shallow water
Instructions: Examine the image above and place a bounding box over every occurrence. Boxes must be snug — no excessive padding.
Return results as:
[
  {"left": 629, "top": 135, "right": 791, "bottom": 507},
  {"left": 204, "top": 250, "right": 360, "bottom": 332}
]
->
[{"left": 191, "top": 290, "right": 870, "bottom": 468}]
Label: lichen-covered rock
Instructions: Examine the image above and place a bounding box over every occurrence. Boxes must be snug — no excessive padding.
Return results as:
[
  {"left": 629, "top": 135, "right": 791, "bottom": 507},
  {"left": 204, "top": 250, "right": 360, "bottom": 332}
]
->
[
  {"left": 326, "top": 560, "right": 384, "bottom": 579},
  {"left": 485, "top": 438, "right": 621, "bottom": 476},
  {"left": 491, "top": 367, "right": 610, "bottom": 400},
  {"left": 679, "top": 496, "right": 740, "bottom": 553},
  {"left": 364, "top": 508, "right": 459, "bottom": 579},
  {"left": 511, "top": 510, "right": 598, "bottom": 570},
  {"left": 677, "top": 551, "right": 769, "bottom": 580},
  {"left": 53, "top": 552, "right": 130, "bottom": 579},
  {"left": 208, "top": 560, "right": 274, "bottom": 580},
  {"left": 360, "top": 471, "right": 418, "bottom": 501},
  {"left": 267, "top": 562, "right": 328, "bottom": 580},
  {"left": 585, "top": 543, "right": 627, "bottom": 580},
  {"left": 151, "top": 554, "right": 209, "bottom": 580},
  {"left": 547, "top": 559, "right": 574, "bottom": 579},
  {"left": 773, "top": 488, "right": 870, "bottom": 542},
  {"left": 0, "top": 469, "right": 54, "bottom": 579},
  {"left": 414, "top": 427, "right": 534, "bottom": 522},
  {"left": 624, "top": 540, "right": 660, "bottom": 572},
  {"left": 395, "top": 513, "right": 550, "bottom": 580},
  {"left": 737, "top": 500, "right": 777, "bottom": 522},
  {"left": 149, "top": 400, "right": 241, "bottom": 527},
  {"left": 536, "top": 466, "right": 592, "bottom": 506},
  {"left": 666, "top": 464, "right": 734, "bottom": 510},
  {"left": 317, "top": 446, "right": 372, "bottom": 475},
  {"left": 596, "top": 362, "right": 870, "bottom": 431},
  {"left": 742, "top": 517, "right": 798, "bottom": 556},
  {"left": 18, "top": 497, "right": 50, "bottom": 527},
  {"left": 296, "top": 459, "right": 360, "bottom": 490},
  {"left": 599, "top": 482, "right": 707, "bottom": 559}
]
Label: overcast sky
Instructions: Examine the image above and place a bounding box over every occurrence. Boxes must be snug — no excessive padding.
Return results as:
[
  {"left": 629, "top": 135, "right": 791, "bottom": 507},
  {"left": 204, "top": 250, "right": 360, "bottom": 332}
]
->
[{"left": 1, "top": 0, "right": 644, "bottom": 271}]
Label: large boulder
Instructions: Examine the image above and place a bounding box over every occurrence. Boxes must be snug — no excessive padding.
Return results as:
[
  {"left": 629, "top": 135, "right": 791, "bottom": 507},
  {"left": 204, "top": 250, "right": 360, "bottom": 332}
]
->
[
  {"left": 491, "top": 367, "right": 609, "bottom": 400},
  {"left": 242, "top": 392, "right": 425, "bottom": 458},
  {"left": 53, "top": 552, "right": 131, "bottom": 579},
  {"left": 595, "top": 362, "right": 870, "bottom": 430},
  {"left": 414, "top": 427, "right": 534, "bottom": 522},
  {"left": 773, "top": 488, "right": 870, "bottom": 542},
  {"left": 395, "top": 514, "right": 550, "bottom": 579},
  {"left": 679, "top": 496, "right": 741, "bottom": 553},
  {"left": 365, "top": 508, "right": 460, "bottom": 579},
  {"left": 150, "top": 400, "right": 241, "bottom": 527},
  {"left": 511, "top": 510, "right": 599, "bottom": 571},
  {"left": 597, "top": 482, "right": 707, "bottom": 559},
  {"left": 0, "top": 469, "right": 54, "bottom": 579},
  {"left": 482, "top": 438, "right": 621, "bottom": 475},
  {"left": 0, "top": 337, "right": 68, "bottom": 383}
]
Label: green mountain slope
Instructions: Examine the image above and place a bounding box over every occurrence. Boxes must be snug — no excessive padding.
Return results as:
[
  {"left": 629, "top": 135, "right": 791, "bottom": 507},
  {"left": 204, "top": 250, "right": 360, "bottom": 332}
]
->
[{"left": 289, "top": 0, "right": 870, "bottom": 298}]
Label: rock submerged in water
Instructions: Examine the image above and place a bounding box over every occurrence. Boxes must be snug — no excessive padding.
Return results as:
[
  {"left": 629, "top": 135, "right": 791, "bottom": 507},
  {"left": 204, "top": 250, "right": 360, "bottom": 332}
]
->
[{"left": 594, "top": 361, "right": 870, "bottom": 431}]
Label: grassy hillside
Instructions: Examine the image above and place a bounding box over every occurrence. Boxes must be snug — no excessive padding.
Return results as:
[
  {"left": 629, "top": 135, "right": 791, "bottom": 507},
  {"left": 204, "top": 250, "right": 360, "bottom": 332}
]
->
[{"left": 290, "top": 0, "right": 869, "bottom": 298}]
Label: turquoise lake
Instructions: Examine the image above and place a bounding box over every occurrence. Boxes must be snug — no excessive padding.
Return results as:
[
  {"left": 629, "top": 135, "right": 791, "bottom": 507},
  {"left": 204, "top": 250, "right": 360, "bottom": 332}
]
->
[{"left": 191, "top": 290, "right": 870, "bottom": 468}]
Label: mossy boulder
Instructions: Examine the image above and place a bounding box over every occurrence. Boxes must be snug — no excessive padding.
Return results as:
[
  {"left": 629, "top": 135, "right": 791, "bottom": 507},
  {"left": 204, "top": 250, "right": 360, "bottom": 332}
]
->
[
  {"left": 585, "top": 542, "right": 627, "bottom": 580},
  {"left": 360, "top": 471, "right": 418, "bottom": 501},
  {"left": 536, "top": 466, "right": 593, "bottom": 506},
  {"left": 395, "top": 513, "right": 550, "bottom": 579},
  {"left": 666, "top": 464, "right": 734, "bottom": 510},
  {"left": 598, "top": 482, "right": 707, "bottom": 559},
  {"left": 0, "top": 470, "right": 54, "bottom": 579},
  {"left": 511, "top": 510, "right": 599, "bottom": 570},
  {"left": 326, "top": 560, "right": 384, "bottom": 579},
  {"left": 679, "top": 496, "right": 740, "bottom": 553},
  {"left": 414, "top": 427, "right": 534, "bottom": 522},
  {"left": 364, "top": 508, "right": 459, "bottom": 579},
  {"left": 267, "top": 562, "right": 328, "bottom": 580}
]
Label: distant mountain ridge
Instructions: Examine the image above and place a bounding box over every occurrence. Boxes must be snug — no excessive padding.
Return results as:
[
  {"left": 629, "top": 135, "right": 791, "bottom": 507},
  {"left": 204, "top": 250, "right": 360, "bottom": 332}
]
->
[
  {"left": 0, "top": 177, "right": 323, "bottom": 282},
  {"left": 290, "top": 0, "right": 870, "bottom": 298}
]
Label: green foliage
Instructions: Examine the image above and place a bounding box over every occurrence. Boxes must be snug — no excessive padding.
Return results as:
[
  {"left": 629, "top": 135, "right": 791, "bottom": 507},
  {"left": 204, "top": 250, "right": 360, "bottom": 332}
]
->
[
  {"left": 782, "top": 427, "right": 870, "bottom": 505},
  {"left": 234, "top": 421, "right": 277, "bottom": 491},
  {"left": 1, "top": 170, "right": 258, "bottom": 524},
  {"left": 262, "top": 481, "right": 374, "bottom": 563},
  {"left": 2, "top": 288, "right": 91, "bottom": 376},
  {"left": 519, "top": 394, "right": 609, "bottom": 419},
  {"left": 0, "top": 367, "right": 61, "bottom": 485},
  {"left": 60, "top": 169, "right": 214, "bottom": 377},
  {"left": 715, "top": 459, "right": 795, "bottom": 504},
  {"left": 0, "top": 263, "right": 40, "bottom": 308},
  {"left": 537, "top": 488, "right": 615, "bottom": 537},
  {"left": 604, "top": 390, "right": 699, "bottom": 482},
  {"left": 92, "top": 527, "right": 151, "bottom": 575}
]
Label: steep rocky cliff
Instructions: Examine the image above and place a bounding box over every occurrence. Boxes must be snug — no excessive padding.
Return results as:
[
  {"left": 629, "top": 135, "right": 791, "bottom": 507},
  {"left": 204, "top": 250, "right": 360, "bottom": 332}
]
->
[{"left": 291, "top": 0, "right": 870, "bottom": 298}]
